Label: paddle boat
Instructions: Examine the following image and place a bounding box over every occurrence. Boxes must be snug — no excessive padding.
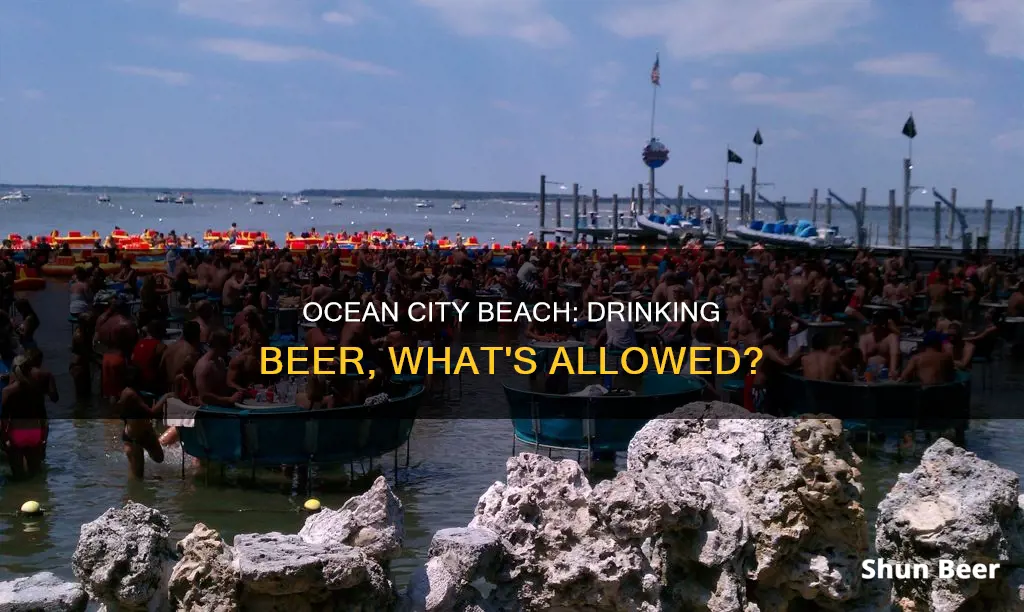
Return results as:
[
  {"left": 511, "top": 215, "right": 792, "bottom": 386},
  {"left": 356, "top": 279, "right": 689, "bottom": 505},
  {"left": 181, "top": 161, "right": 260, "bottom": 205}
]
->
[
  {"left": 733, "top": 219, "right": 853, "bottom": 249},
  {"left": 13, "top": 264, "right": 45, "bottom": 291},
  {"left": 504, "top": 373, "right": 706, "bottom": 462},
  {"left": 176, "top": 385, "right": 422, "bottom": 482}
]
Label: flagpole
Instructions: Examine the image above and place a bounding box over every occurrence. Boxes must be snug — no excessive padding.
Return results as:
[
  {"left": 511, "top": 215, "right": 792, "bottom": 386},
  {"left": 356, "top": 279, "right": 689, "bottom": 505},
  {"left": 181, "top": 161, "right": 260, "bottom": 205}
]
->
[{"left": 650, "top": 57, "right": 658, "bottom": 139}]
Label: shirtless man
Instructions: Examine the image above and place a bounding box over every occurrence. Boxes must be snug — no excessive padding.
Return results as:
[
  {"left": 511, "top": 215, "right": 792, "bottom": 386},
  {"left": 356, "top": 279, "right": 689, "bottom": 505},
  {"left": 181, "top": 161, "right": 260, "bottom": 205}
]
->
[
  {"left": 160, "top": 320, "right": 201, "bottom": 389},
  {"left": 859, "top": 314, "right": 900, "bottom": 373},
  {"left": 208, "top": 258, "right": 231, "bottom": 299},
  {"left": 787, "top": 267, "right": 808, "bottom": 314},
  {"left": 1008, "top": 284, "right": 1024, "bottom": 317},
  {"left": 1, "top": 350, "right": 58, "bottom": 479},
  {"left": 802, "top": 332, "right": 852, "bottom": 381},
  {"left": 95, "top": 299, "right": 139, "bottom": 401},
  {"left": 193, "top": 300, "right": 219, "bottom": 343},
  {"left": 221, "top": 267, "right": 247, "bottom": 310},
  {"left": 727, "top": 296, "right": 760, "bottom": 347},
  {"left": 195, "top": 330, "right": 244, "bottom": 407},
  {"left": 227, "top": 343, "right": 262, "bottom": 391},
  {"left": 195, "top": 253, "right": 214, "bottom": 294},
  {"left": 898, "top": 332, "right": 955, "bottom": 385},
  {"left": 306, "top": 317, "right": 333, "bottom": 350}
]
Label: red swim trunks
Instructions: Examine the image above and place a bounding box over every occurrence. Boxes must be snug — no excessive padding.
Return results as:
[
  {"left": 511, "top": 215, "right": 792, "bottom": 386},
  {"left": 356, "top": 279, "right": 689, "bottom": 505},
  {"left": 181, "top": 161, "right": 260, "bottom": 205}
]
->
[
  {"left": 102, "top": 352, "right": 127, "bottom": 399},
  {"left": 8, "top": 428, "right": 45, "bottom": 448}
]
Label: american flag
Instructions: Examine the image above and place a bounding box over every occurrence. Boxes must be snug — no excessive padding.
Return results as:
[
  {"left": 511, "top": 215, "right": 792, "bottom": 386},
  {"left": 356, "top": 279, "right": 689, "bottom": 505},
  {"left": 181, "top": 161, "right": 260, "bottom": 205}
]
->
[{"left": 650, "top": 53, "right": 660, "bottom": 86}]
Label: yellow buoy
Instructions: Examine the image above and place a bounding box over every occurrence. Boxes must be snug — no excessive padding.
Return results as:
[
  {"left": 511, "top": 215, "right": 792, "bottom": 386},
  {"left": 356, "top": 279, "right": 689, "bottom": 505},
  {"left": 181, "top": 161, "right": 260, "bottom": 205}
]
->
[
  {"left": 303, "top": 498, "right": 321, "bottom": 512},
  {"left": 19, "top": 501, "right": 42, "bottom": 516}
]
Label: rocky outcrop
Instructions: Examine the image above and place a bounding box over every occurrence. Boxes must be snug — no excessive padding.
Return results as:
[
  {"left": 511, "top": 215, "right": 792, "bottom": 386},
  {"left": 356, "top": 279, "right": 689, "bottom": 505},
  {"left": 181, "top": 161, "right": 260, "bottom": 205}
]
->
[
  {"left": 165, "top": 475, "right": 402, "bottom": 611},
  {"left": 401, "top": 527, "right": 503, "bottom": 612},
  {"left": 0, "top": 572, "right": 88, "bottom": 612},
  {"left": 298, "top": 475, "right": 405, "bottom": 564},
  {"left": 876, "top": 438, "right": 1024, "bottom": 611},
  {"left": 71, "top": 501, "right": 176, "bottom": 611},
  {"left": 168, "top": 524, "right": 239, "bottom": 611},
  {"left": 404, "top": 401, "right": 869, "bottom": 612}
]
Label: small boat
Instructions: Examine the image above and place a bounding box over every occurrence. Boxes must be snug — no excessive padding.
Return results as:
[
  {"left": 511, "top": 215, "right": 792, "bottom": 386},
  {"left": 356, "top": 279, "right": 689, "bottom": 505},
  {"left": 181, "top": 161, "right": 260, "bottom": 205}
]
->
[
  {"left": 733, "top": 219, "right": 854, "bottom": 248},
  {"left": 450, "top": 200, "right": 465, "bottom": 211},
  {"left": 415, "top": 201, "right": 433, "bottom": 209},
  {"left": 281, "top": 195, "right": 290, "bottom": 201},
  {"left": 249, "top": 196, "right": 265, "bottom": 205},
  {"left": 97, "top": 194, "right": 111, "bottom": 203},
  {"left": 635, "top": 208, "right": 711, "bottom": 241},
  {"left": 331, "top": 197, "right": 344, "bottom": 206},
  {"left": 292, "top": 196, "right": 310, "bottom": 205},
  {"left": 0, "top": 190, "right": 30, "bottom": 202},
  {"left": 175, "top": 194, "right": 194, "bottom": 205},
  {"left": 154, "top": 193, "right": 171, "bottom": 203}
]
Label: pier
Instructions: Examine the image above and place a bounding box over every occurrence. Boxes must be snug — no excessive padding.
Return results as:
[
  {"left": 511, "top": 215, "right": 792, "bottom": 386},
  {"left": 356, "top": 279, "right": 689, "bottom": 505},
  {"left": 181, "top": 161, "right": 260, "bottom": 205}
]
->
[{"left": 535, "top": 174, "right": 1024, "bottom": 254}]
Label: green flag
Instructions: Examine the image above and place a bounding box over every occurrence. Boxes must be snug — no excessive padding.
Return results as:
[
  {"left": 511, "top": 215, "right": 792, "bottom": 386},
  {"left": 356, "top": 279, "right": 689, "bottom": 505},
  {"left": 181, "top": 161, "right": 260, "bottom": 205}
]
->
[
  {"left": 753, "top": 130, "right": 763, "bottom": 146},
  {"left": 727, "top": 149, "right": 743, "bottom": 164},
  {"left": 902, "top": 114, "right": 917, "bottom": 139}
]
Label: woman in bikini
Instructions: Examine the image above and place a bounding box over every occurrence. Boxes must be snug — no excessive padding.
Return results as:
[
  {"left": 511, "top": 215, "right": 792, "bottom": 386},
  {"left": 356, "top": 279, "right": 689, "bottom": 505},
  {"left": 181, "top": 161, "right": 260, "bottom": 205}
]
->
[
  {"left": 0, "top": 349, "right": 57, "bottom": 479},
  {"left": 117, "top": 367, "right": 166, "bottom": 479}
]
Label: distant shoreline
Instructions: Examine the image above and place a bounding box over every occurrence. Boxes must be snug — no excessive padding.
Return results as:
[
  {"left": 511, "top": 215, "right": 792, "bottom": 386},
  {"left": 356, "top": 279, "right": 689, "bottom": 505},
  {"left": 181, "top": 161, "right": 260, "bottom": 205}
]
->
[{"left": 0, "top": 184, "right": 540, "bottom": 201}]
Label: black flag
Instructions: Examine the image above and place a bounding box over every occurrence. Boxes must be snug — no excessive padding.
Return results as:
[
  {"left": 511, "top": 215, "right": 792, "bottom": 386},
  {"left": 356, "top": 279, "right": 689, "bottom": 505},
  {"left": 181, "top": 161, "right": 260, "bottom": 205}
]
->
[
  {"left": 727, "top": 149, "right": 743, "bottom": 164},
  {"left": 753, "top": 130, "right": 763, "bottom": 146},
  {"left": 902, "top": 114, "right": 917, "bottom": 139}
]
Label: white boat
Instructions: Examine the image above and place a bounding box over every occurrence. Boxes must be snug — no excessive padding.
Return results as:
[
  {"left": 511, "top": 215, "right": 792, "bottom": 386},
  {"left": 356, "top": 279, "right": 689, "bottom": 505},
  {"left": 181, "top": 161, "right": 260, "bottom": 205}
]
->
[
  {"left": 450, "top": 200, "right": 465, "bottom": 210},
  {"left": 281, "top": 195, "right": 289, "bottom": 201},
  {"left": 415, "top": 201, "right": 433, "bottom": 209},
  {"left": 175, "top": 194, "right": 194, "bottom": 205},
  {"left": 97, "top": 194, "right": 111, "bottom": 203},
  {"left": 635, "top": 208, "right": 711, "bottom": 241},
  {"left": 249, "top": 196, "right": 264, "bottom": 205},
  {"left": 732, "top": 219, "right": 853, "bottom": 248},
  {"left": 292, "top": 196, "right": 310, "bottom": 205},
  {"left": 0, "top": 190, "right": 30, "bottom": 202},
  {"left": 331, "top": 197, "right": 344, "bottom": 206},
  {"left": 154, "top": 193, "right": 171, "bottom": 203}
]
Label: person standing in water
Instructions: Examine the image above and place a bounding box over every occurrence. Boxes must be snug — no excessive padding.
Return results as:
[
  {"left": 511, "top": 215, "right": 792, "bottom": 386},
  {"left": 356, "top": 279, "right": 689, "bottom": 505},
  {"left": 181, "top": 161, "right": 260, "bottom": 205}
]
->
[{"left": 1, "top": 349, "right": 58, "bottom": 480}]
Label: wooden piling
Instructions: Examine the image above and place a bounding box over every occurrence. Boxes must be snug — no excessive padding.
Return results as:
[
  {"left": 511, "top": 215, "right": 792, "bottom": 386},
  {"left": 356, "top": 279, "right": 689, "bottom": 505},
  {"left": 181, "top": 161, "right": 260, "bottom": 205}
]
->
[
  {"left": 571, "top": 183, "right": 580, "bottom": 244},
  {"left": 539, "top": 174, "right": 547, "bottom": 235},
  {"left": 825, "top": 196, "right": 832, "bottom": 227},
  {"left": 779, "top": 197, "right": 786, "bottom": 221},
  {"left": 859, "top": 187, "right": 867, "bottom": 247},
  {"left": 591, "top": 188, "right": 599, "bottom": 224},
  {"left": 902, "top": 158, "right": 912, "bottom": 251},
  {"left": 934, "top": 202, "right": 942, "bottom": 248},
  {"left": 637, "top": 183, "right": 644, "bottom": 216},
  {"left": 723, "top": 180, "right": 730, "bottom": 236},
  {"left": 630, "top": 186, "right": 636, "bottom": 215},
  {"left": 555, "top": 197, "right": 562, "bottom": 229},
  {"left": 1015, "top": 206, "right": 1023, "bottom": 255},
  {"left": 612, "top": 194, "right": 619, "bottom": 242},
  {"left": 739, "top": 185, "right": 747, "bottom": 225},
  {"left": 676, "top": 185, "right": 683, "bottom": 216},
  {"left": 888, "top": 189, "right": 897, "bottom": 246},
  {"left": 983, "top": 199, "right": 993, "bottom": 240},
  {"left": 948, "top": 188, "right": 957, "bottom": 241},
  {"left": 811, "top": 188, "right": 818, "bottom": 224}
]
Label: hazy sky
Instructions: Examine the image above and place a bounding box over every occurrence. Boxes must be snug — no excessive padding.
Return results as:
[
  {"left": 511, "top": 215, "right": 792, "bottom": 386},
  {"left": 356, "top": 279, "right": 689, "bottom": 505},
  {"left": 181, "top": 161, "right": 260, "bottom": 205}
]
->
[{"left": 1, "top": 0, "right": 1021, "bottom": 207}]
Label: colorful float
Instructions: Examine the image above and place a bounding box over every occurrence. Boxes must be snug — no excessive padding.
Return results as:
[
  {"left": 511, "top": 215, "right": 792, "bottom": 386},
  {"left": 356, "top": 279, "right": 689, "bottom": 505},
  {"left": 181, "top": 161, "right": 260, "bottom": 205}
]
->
[{"left": 13, "top": 264, "right": 45, "bottom": 291}]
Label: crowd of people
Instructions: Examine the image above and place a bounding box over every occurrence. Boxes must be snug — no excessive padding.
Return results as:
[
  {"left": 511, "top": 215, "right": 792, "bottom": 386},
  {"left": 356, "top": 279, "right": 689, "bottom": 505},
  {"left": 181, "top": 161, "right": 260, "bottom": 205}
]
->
[{"left": 1, "top": 234, "right": 1023, "bottom": 480}]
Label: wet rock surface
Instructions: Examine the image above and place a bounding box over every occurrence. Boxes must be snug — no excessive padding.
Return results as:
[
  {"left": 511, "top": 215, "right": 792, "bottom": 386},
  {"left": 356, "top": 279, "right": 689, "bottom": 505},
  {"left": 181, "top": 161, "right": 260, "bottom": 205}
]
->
[
  {"left": 876, "top": 438, "right": 1024, "bottom": 611},
  {"left": 298, "top": 475, "right": 405, "bottom": 564},
  {"left": 0, "top": 572, "right": 88, "bottom": 612},
  {"left": 70, "top": 501, "right": 175, "bottom": 611}
]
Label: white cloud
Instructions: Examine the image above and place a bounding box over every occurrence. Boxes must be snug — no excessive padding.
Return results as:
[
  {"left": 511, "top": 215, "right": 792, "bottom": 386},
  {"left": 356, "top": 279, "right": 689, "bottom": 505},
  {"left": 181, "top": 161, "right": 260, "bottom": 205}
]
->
[
  {"left": 110, "top": 65, "right": 192, "bottom": 86},
  {"left": 854, "top": 53, "right": 950, "bottom": 78},
  {"left": 993, "top": 129, "right": 1024, "bottom": 152},
  {"left": 689, "top": 78, "right": 709, "bottom": 91},
  {"left": 176, "top": 0, "right": 311, "bottom": 28},
  {"left": 322, "top": 11, "right": 355, "bottom": 25},
  {"left": 198, "top": 38, "right": 397, "bottom": 75},
  {"left": 602, "top": 0, "right": 872, "bottom": 58},
  {"left": 953, "top": 0, "right": 1024, "bottom": 59},
  {"left": 414, "top": 0, "right": 570, "bottom": 47}
]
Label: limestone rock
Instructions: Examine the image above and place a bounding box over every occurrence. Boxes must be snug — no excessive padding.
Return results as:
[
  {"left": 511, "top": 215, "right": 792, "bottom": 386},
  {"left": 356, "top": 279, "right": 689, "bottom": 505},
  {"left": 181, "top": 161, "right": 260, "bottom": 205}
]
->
[
  {"left": 400, "top": 527, "right": 504, "bottom": 612},
  {"left": 876, "top": 438, "right": 1024, "bottom": 611},
  {"left": 0, "top": 572, "right": 88, "bottom": 612},
  {"left": 232, "top": 532, "right": 395, "bottom": 611},
  {"left": 444, "top": 402, "right": 867, "bottom": 611},
  {"left": 71, "top": 502, "right": 175, "bottom": 611},
  {"left": 299, "top": 475, "right": 405, "bottom": 564},
  {"left": 168, "top": 523, "right": 239, "bottom": 611}
]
